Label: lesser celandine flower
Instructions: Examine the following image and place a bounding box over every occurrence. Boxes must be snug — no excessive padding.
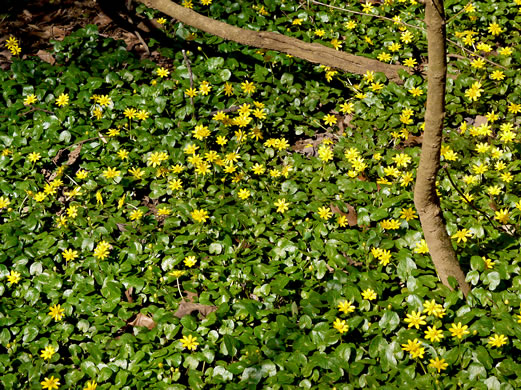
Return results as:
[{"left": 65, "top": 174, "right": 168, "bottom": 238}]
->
[
  {"left": 448, "top": 322, "right": 469, "bottom": 340},
  {"left": 6, "top": 270, "right": 21, "bottom": 285},
  {"left": 361, "top": 288, "right": 377, "bottom": 300},
  {"left": 333, "top": 318, "right": 349, "bottom": 333},
  {"left": 41, "top": 376, "right": 60, "bottom": 390},
  {"left": 180, "top": 334, "right": 199, "bottom": 350},
  {"left": 404, "top": 311, "right": 427, "bottom": 329},
  {"left": 191, "top": 209, "right": 209, "bottom": 223},
  {"left": 429, "top": 357, "right": 448, "bottom": 373},
  {"left": 48, "top": 304, "right": 65, "bottom": 321}
]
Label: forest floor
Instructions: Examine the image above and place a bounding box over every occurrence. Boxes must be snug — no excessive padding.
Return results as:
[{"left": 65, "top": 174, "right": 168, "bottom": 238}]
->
[{"left": 0, "top": 0, "right": 166, "bottom": 70}]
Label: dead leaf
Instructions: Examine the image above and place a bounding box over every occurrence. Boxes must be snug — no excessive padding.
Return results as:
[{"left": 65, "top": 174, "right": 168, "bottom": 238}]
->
[
  {"left": 403, "top": 133, "right": 423, "bottom": 147},
  {"left": 184, "top": 291, "right": 198, "bottom": 303},
  {"left": 330, "top": 202, "right": 358, "bottom": 227},
  {"left": 474, "top": 115, "right": 488, "bottom": 127},
  {"left": 129, "top": 313, "right": 156, "bottom": 329},
  {"left": 174, "top": 302, "right": 217, "bottom": 319},
  {"left": 36, "top": 49, "right": 55, "bottom": 65},
  {"left": 51, "top": 149, "right": 66, "bottom": 165},
  {"left": 125, "top": 287, "right": 134, "bottom": 303},
  {"left": 66, "top": 143, "right": 82, "bottom": 165}
]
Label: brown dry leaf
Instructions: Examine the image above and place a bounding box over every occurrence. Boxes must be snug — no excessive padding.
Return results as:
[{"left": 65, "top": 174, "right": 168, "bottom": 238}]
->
[
  {"left": 474, "top": 115, "right": 488, "bottom": 127},
  {"left": 403, "top": 133, "right": 423, "bottom": 147},
  {"left": 129, "top": 313, "right": 156, "bottom": 330},
  {"left": 125, "top": 287, "right": 134, "bottom": 303},
  {"left": 346, "top": 204, "right": 358, "bottom": 227},
  {"left": 330, "top": 203, "right": 358, "bottom": 227},
  {"left": 51, "top": 149, "right": 66, "bottom": 165},
  {"left": 66, "top": 143, "right": 82, "bottom": 165},
  {"left": 184, "top": 291, "right": 198, "bottom": 303},
  {"left": 93, "top": 13, "right": 113, "bottom": 28},
  {"left": 174, "top": 302, "right": 217, "bottom": 319},
  {"left": 36, "top": 50, "right": 55, "bottom": 65}
]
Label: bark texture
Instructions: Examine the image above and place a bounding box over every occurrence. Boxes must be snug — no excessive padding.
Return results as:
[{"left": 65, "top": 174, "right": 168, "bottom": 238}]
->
[
  {"left": 136, "top": 0, "right": 409, "bottom": 83},
  {"left": 414, "top": 0, "right": 470, "bottom": 296}
]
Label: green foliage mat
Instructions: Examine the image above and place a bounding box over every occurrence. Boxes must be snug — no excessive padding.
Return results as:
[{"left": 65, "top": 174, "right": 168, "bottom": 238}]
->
[{"left": 2, "top": 0, "right": 521, "bottom": 388}]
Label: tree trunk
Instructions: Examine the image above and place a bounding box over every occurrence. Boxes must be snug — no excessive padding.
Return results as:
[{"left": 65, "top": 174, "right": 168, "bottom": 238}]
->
[
  {"left": 136, "top": 0, "right": 408, "bottom": 83},
  {"left": 414, "top": 0, "right": 470, "bottom": 296}
]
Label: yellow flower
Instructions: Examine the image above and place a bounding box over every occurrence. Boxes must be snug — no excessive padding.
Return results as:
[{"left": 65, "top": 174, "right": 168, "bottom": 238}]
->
[
  {"left": 137, "top": 110, "right": 149, "bottom": 120},
  {"left": 323, "top": 113, "right": 337, "bottom": 126},
  {"left": 0, "top": 196, "right": 10, "bottom": 209},
  {"left": 488, "top": 22, "right": 502, "bottom": 36},
  {"left": 448, "top": 322, "right": 469, "bottom": 339},
  {"left": 338, "top": 300, "right": 355, "bottom": 314},
  {"left": 48, "top": 304, "right": 65, "bottom": 321},
  {"left": 451, "top": 228, "right": 472, "bottom": 243},
  {"left": 274, "top": 198, "right": 289, "bottom": 214},
  {"left": 93, "top": 240, "right": 111, "bottom": 260},
  {"left": 401, "top": 338, "right": 424, "bottom": 359},
  {"left": 252, "top": 163, "right": 265, "bottom": 175},
  {"left": 490, "top": 70, "right": 505, "bottom": 81},
  {"left": 55, "top": 93, "right": 69, "bottom": 107},
  {"left": 199, "top": 81, "right": 212, "bottom": 95},
  {"left": 40, "top": 345, "right": 55, "bottom": 361},
  {"left": 180, "top": 334, "right": 199, "bottom": 350},
  {"left": 62, "top": 249, "right": 79, "bottom": 262},
  {"left": 191, "top": 209, "right": 209, "bottom": 223},
  {"left": 129, "top": 209, "right": 143, "bottom": 221},
  {"left": 404, "top": 310, "right": 427, "bottom": 329},
  {"left": 156, "top": 67, "right": 170, "bottom": 78},
  {"left": 465, "top": 81, "right": 483, "bottom": 102},
  {"left": 424, "top": 325, "right": 444, "bottom": 342},
  {"left": 330, "top": 38, "right": 342, "bottom": 50},
  {"left": 117, "top": 149, "right": 129, "bottom": 160},
  {"left": 241, "top": 80, "right": 256, "bottom": 94},
  {"left": 157, "top": 207, "right": 171, "bottom": 216},
  {"left": 488, "top": 334, "right": 507, "bottom": 348},
  {"left": 361, "top": 288, "right": 377, "bottom": 300},
  {"left": 337, "top": 215, "right": 348, "bottom": 227},
  {"left": 429, "top": 357, "right": 448, "bottom": 373},
  {"left": 123, "top": 108, "right": 137, "bottom": 119},
  {"left": 414, "top": 239, "right": 429, "bottom": 254},
  {"left": 102, "top": 167, "right": 120, "bottom": 179},
  {"left": 333, "top": 318, "right": 349, "bottom": 333},
  {"left": 184, "top": 255, "right": 197, "bottom": 267},
  {"left": 408, "top": 87, "right": 423, "bottom": 97},
  {"left": 318, "top": 206, "right": 332, "bottom": 220},
  {"left": 403, "top": 58, "right": 417, "bottom": 67},
  {"left": 6, "top": 270, "right": 21, "bottom": 285},
  {"left": 378, "top": 52, "right": 391, "bottom": 62},
  {"left": 83, "top": 380, "right": 98, "bottom": 390},
  {"left": 340, "top": 102, "right": 354, "bottom": 114},
  {"left": 24, "top": 94, "right": 37, "bottom": 105},
  {"left": 41, "top": 376, "right": 60, "bottom": 390},
  {"left": 129, "top": 167, "right": 144, "bottom": 180},
  {"left": 185, "top": 88, "right": 198, "bottom": 97},
  {"left": 482, "top": 257, "right": 495, "bottom": 269},
  {"left": 494, "top": 209, "right": 509, "bottom": 224},
  {"left": 223, "top": 82, "right": 234, "bottom": 96},
  {"left": 400, "top": 207, "right": 417, "bottom": 221},
  {"left": 28, "top": 152, "right": 41, "bottom": 163},
  {"left": 238, "top": 189, "right": 251, "bottom": 200}
]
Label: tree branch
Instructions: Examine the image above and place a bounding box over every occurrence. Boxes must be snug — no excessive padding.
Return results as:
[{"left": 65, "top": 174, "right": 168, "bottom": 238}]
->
[{"left": 136, "top": 0, "right": 410, "bottom": 83}]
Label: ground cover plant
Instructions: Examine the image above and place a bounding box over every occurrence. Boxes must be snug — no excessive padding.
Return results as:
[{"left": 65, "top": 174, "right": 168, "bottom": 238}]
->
[{"left": 2, "top": 0, "right": 521, "bottom": 388}]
